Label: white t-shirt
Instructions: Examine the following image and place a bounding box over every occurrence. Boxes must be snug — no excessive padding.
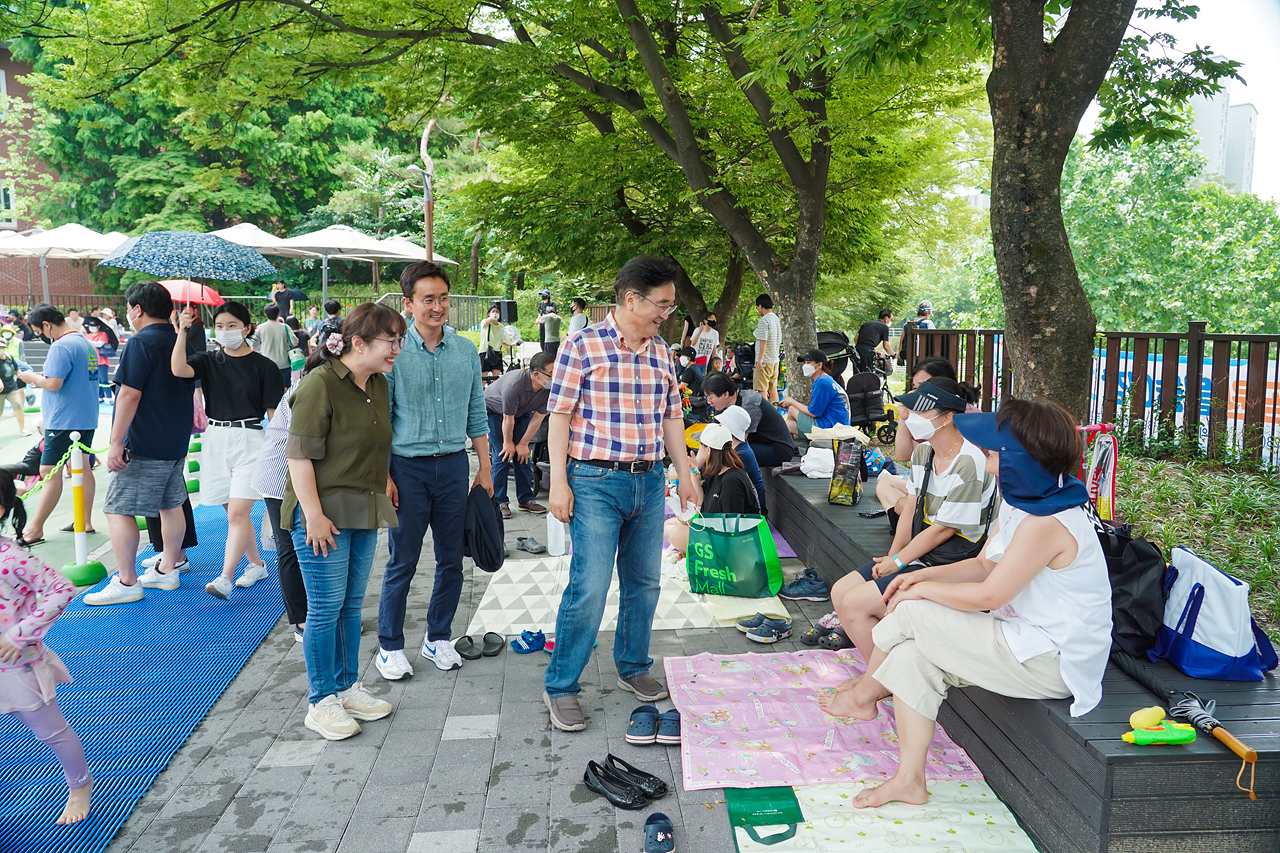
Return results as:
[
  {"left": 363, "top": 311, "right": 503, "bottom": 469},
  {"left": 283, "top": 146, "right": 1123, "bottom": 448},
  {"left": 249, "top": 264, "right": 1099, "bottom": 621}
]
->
[
  {"left": 904, "top": 441, "right": 997, "bottom": 543},
  {"left": 987, "top": 502, "right": 1112, "bottom": 717},
  {"left": 753, "top": 311, "right": 782, "bottom": 364},
  {"left": 693, "top": 327, "right": 719, "bottom": 365}
]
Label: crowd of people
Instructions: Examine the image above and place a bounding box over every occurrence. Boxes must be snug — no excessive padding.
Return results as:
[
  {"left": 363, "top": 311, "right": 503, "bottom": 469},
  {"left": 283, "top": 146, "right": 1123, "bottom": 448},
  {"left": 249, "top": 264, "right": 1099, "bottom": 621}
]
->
[{"left": 0, "top": 262, "right": 1112, "bottom": 825}]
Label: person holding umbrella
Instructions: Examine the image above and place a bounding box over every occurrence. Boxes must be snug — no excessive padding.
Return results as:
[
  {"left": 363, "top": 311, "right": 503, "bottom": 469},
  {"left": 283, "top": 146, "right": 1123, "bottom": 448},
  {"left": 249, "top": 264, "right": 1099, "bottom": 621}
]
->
[{"left": 171, "top": 301, "right": 285, "bottom": 600}]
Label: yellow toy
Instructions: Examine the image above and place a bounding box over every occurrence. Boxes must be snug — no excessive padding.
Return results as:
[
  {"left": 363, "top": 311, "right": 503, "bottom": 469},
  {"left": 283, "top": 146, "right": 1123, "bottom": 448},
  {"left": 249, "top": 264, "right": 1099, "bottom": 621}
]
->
[{"left": 1129, "top": 706, "right": 1166, "bottom": 730}]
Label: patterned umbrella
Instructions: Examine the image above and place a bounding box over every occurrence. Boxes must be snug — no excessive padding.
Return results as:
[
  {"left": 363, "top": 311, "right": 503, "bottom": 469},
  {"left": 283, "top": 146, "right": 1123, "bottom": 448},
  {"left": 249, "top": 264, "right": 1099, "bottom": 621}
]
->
[{"left": 100, "top": 230, "right": 279, "bottom": 281}]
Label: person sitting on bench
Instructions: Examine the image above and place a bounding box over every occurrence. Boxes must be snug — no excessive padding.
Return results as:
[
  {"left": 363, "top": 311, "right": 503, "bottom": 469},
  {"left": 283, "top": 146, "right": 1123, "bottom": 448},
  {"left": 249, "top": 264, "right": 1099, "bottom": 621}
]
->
[
  {"left": 829, "top": 378, "right": 997, "bottom": 663},
  {"left": 818, "top": 398, "right": 1111, "bottom": 809},
  {"left": 781, "top": 348, "right": 849, "bottom": 440},
  {"left": 876, "top": 358, "right": 979, "bottom": 528},
  {"left": 663, "top": 423, "right": 759, "bottom": 557}
]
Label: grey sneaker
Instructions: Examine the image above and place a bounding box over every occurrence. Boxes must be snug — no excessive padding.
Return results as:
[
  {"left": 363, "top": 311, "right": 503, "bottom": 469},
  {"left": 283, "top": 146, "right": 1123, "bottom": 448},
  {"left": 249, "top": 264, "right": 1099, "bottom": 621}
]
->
[
  {"left": 617, "top": 673, "right": 669, "bottom": 702},
  {"left": 543, "top": 691, "right": 586, "bottom": 732}
]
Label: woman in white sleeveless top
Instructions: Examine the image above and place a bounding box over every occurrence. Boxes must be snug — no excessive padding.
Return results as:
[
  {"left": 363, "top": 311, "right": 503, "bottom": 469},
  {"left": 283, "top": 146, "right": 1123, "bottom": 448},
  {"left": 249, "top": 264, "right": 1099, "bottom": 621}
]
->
[{"left": 818, "top": 398, "right": 1111, "bottom": 810}]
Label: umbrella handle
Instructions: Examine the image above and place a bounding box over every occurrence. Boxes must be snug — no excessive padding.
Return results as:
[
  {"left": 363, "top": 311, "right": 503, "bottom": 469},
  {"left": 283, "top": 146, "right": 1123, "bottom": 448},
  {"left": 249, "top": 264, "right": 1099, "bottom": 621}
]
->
[{"left": 1212, "top": 726, "right": 1258, "bottom": 764}]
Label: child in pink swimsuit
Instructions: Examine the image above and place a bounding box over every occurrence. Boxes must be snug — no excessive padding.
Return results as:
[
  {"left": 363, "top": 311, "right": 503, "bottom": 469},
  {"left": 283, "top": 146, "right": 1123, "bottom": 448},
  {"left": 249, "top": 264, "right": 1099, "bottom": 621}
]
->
[{"left": 0, "top": 475, "right": 92, "bottom": 825}]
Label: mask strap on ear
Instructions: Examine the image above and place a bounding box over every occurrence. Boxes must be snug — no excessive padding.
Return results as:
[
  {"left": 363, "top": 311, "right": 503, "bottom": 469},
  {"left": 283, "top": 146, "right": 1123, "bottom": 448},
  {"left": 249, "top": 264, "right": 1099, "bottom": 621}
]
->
[{"left": 1058, "top": 474, "right": 1065, "bottom": 487}]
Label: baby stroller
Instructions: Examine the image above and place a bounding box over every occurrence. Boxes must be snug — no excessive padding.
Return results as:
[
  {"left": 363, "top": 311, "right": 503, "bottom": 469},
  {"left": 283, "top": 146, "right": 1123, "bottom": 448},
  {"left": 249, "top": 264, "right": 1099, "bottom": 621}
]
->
[
  {"left": 845, "top": 370, "right": 898, "bottom": 445},
  {"left": 731, "top": 342, "right": 755, "bottom": 390}
]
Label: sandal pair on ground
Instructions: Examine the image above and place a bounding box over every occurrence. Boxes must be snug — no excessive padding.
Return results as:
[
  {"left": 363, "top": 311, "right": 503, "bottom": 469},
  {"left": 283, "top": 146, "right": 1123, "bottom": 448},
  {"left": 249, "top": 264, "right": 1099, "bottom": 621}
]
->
[
  {"left": 581, "top": 756, "right": 676, "bottom": 851},
  {"left": 509, "top": 629, "right": 598, "bottom": 655},
  {"left": 626, "top": 704, "right": 681, "bottom": 746}
]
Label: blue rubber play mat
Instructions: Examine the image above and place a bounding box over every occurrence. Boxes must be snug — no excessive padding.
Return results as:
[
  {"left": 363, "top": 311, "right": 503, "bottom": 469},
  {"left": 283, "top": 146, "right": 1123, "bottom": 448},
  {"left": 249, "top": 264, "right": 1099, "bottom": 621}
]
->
[{"left": 0, "top": 503, "right": 283, "bottom": 853}]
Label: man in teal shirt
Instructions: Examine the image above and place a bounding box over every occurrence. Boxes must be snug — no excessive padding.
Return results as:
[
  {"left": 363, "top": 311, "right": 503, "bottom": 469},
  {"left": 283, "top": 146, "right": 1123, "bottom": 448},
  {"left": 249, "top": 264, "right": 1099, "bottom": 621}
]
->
[{"left": 377, "top": 261, "right": 492, "bottom": 679}]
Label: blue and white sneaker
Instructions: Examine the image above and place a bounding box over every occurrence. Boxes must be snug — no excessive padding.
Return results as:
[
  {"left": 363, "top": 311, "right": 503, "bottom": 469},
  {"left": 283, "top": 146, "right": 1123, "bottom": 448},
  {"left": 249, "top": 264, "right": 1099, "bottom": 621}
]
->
[
  {"left": 778, "top": 567, "right": 830, "bottom": 601},
  {"left": 376, "top": 647, "right": 413, "bottom": 681},
  {"left": 745, "top": 617, "right": 793, "bottom": 644},
  {"left": 736, "top": 612, "right": 769, "bottom": 633}
]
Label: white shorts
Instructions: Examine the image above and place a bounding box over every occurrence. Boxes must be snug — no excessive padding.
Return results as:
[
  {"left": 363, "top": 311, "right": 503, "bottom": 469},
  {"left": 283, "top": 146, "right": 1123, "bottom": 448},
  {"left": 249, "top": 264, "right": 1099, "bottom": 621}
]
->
[{"left": 201, "top": 424, "right": 265, "bottom": 505}]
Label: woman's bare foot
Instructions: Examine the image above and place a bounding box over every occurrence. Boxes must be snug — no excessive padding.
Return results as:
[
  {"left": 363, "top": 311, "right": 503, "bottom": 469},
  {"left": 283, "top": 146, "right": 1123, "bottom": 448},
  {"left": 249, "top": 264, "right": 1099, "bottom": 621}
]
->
[
  {"left": 817, "top": 688, "right": 878, "bottom": 720},
  {"left": 852, "top": 773, "right": 927, "bottom": 809},
  {"left": 56, "top": 779, "right": 92, "bottom": 825},
  {"left": 834, "top": 678, "right": 856, "bottom": 692}
]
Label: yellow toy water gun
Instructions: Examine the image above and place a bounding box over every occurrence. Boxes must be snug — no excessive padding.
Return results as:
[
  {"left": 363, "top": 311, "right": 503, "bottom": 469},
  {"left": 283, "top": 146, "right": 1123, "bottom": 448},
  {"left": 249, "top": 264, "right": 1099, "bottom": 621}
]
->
[{"left": 1122, "top": 707, "right": 1196, "bottom": 745}]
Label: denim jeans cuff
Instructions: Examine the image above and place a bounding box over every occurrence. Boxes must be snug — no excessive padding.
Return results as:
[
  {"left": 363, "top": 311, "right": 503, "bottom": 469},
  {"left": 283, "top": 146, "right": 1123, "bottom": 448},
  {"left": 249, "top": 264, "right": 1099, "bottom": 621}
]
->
[
  {"left": 617, "top": 668, "right": 652, "bottom": 681},
  {"left": 544, "top": 689, "right": 581, "bottom": 699}
]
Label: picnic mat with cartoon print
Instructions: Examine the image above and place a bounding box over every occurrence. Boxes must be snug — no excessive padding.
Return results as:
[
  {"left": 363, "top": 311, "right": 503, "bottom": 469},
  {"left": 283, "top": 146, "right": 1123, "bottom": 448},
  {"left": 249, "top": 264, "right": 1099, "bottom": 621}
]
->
[
  {"left": 732, "top": 781, "right": 1036, "bottom": 852},
  {"left": 664, "top": 650, "right": 983, "bottom": 791}
]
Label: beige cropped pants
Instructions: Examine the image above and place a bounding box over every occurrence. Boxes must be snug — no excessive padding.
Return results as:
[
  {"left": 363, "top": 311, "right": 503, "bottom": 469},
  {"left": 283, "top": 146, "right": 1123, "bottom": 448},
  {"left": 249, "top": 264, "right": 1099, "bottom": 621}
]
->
[{"left": 871, "top": 599, "right": 1070, "bottom": 720}]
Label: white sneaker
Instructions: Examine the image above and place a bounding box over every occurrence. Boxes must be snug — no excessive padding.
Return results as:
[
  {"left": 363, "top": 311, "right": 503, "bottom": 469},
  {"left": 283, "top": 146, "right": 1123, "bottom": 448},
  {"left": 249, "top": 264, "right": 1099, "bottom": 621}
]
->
[
  {"left": 141, "top": 554, "right": 190, "bottom": 573},
  {"left": 421, "top": 639, "right": 463, "bottom": 672},
  {"left": 304, "top": 695, "right": 361, "bottom": 741},
  {"left": 83, "top": 575, "right": 144, "bottom": 605},
  {"left": 138, "top": 565, "right": 179, "bottom": 591},
  {"left": 339, "top": 682, "right": 392, "bottom": 721},
  {"left": 235, "top": 562, "right": 270, "bottom": 588},
  {"left": 205, "top": 575, "right": 234, "bottom": 600},
  {"left": 376, "top": 648, "right": 414, "bottom": 681}
]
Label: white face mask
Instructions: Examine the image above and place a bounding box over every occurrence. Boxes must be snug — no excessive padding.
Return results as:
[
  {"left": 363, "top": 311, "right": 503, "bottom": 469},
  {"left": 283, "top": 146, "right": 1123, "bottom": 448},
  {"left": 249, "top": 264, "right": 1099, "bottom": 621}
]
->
[
  {"left": 679, "top": 356, "right": 690, "bottom": 367},
  {"left": 905, "top": 411, "right": 941, "bottom": 441},
  {"left": 802, "top": 363, "right": 816, "bottom": 378},
  {"left": 215, "top": 329, "right": 246, "bottom": 350}
]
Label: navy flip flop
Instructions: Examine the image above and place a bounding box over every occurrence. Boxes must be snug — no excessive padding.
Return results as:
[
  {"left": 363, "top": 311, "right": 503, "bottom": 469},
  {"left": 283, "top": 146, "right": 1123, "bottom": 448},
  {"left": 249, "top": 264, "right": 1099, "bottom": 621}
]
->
[{"left": 644, "top": 812, "right": 675, "bottom": 853}]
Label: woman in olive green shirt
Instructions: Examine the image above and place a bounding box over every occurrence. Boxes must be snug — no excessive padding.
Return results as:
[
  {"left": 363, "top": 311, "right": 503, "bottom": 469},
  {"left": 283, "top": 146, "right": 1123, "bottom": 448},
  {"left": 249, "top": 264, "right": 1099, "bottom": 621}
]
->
[{"left": 284, "top": 302, "right": 406, "bottom": 741}]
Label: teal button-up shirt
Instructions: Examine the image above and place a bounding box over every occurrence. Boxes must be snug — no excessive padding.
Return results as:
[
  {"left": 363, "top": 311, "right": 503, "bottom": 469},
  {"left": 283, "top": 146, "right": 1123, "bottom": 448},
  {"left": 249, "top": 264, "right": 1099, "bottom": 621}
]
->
[{"left": 387, "top": 323, "right": 487, "bottom": 457}]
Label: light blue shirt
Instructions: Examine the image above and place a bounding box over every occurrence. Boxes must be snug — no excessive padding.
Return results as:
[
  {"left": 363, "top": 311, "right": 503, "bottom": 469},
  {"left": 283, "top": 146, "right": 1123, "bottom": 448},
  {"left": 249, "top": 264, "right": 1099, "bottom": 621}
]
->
[
  {"left": 42, "top": 333, "right": 100, "bottom": 431},
  {"left": 387, "top": 323, "right": 486, "bottom": 457}
]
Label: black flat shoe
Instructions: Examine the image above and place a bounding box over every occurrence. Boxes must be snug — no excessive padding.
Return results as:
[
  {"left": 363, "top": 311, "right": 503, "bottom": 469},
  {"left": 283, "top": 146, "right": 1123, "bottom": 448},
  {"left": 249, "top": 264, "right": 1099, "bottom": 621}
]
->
[
  {"left": 482, "top": 632, "right": 505, "bottom": 657},
  {"left": 454, "top": 636, "right": 483, "bottom": 661},
  {"left": 583, "top": 760, "right": 648, "bottom": 809},
  {"left": 605, "top": 753, "right": 667, "bottom": 799}
]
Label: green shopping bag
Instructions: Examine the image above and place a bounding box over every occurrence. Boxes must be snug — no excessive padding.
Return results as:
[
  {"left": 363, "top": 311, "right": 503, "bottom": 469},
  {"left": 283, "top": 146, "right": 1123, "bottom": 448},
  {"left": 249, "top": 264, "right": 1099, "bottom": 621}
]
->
[
  {"left": 726, "top": 786, "right": 804, "bottom": 849},
  {"left": 685, "top": 514, "right": 783, "bottom": 597}
]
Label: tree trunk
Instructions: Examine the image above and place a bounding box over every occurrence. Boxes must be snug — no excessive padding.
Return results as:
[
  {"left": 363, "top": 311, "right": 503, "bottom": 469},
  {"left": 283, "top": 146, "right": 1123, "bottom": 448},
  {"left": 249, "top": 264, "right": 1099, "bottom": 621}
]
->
[
  {"left": 470, "top": 229, "right": 485, "bottom": 292},
  {"left": 987, "top": 0, "right": 1136, "bottom": 420}
]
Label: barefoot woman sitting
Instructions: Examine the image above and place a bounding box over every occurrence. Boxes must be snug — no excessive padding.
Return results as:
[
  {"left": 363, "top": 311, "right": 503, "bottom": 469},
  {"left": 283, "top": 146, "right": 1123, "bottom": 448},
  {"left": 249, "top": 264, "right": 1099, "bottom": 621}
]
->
[
  {"left": 828, "top": 378, "right": 997, "bottom": 663},
  {"left": 818, "top": 398, "right": 1111, "bottom": 809}
]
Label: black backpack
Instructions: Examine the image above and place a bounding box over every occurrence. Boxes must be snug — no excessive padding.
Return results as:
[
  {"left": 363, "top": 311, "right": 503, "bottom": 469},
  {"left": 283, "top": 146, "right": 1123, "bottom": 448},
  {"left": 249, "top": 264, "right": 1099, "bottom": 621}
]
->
[{"left": 1095, "top": 517, "right": 1168, "bottom": 657}]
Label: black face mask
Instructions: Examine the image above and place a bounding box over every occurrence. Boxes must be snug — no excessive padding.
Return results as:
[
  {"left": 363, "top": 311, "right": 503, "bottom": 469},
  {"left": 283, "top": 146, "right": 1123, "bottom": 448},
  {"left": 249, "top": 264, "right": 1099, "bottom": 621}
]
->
[{"left": 37, "top": 333, "right": 52, "bottom": 345}]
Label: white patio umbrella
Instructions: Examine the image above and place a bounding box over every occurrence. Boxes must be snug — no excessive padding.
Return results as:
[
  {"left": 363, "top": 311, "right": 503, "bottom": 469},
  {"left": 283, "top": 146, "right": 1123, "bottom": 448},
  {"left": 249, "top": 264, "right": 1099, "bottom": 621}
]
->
[
  {"left": 277, "top": 225, "right": 431, "bottom": 302},
  {"left": 7, "top": 224, "right": 129, "bottom": 302},
  {"left": 209, "top": 223, "right": 320, "bottom": 259},
  {"left": 333, "top": 235, "right": 458, "bottom": 265}
]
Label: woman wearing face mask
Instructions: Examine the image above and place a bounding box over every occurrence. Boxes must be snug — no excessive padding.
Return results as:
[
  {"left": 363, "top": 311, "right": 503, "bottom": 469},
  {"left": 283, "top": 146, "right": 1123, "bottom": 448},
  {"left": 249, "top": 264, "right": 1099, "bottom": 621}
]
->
[
  {"left": 171, "top": 302, "right": 287, "bottom": 600},
  {"left": 661, "top": 423, "right": 760, "bottom": 558},
  {"left": 824, "top": 379, "right": 998, "bottom": 661},
  {"left": 689, "top": 314, "right": 719, "bottom": 380},
  {"left": 479, "top": 302, "right": 504, "bottom": 380},
  {"left": 781, "top": 349, "right": 849, "bottom": 440},
  {"left": 676, "top": 346, "right": 702, "bottom": 395}
]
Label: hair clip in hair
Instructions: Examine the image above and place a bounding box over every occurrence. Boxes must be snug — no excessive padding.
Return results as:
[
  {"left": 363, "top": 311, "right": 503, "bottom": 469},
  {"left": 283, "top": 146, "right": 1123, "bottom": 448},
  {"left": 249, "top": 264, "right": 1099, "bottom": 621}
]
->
[{"left": 325, "top": 332, "right": 344, "bottom": 355}]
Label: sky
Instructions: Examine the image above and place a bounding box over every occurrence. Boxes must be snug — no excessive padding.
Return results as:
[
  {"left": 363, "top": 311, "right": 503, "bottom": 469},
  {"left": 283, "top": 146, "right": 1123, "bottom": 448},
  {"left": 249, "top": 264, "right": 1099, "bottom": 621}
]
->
[{"left": 1092, "top": 0, "right": 1280, "bottom": 201}]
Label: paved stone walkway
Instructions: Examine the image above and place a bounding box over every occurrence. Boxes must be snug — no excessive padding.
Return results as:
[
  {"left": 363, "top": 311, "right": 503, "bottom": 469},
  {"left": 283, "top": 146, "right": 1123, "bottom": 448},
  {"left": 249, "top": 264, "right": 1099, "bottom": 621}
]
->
[{"left": 98, "top": 450, "right": 826, "bottom": 853}]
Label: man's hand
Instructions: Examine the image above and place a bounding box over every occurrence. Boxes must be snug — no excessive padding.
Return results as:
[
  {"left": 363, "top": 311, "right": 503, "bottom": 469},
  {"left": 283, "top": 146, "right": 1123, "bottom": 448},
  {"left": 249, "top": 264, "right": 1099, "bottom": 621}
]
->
[
  {"left": 550, "top": 480, "right": 574, "bottom": 523},
  {"left": 514, "top": 441, "right": 531, "bottom": 463},
  {"left": 780, "top": 396, "right": 795, "bottom": 408},
  {"left": 107, "top": 443, "right": 129, "bottom": 473},
  {"left": 474, "top": 467, "right": 494, "bottom": 497},
  {"left": 386, "top": 475, "right": 399, "bottom": 508},
  {"left": 16, "top": 370, "right": 35, "bottom": 386},
  {"left": 500, "top": 440, "right": 518, "bottom": 462},
  {"left": 677, "top": 474, "right": 698, "bottom": 516}
]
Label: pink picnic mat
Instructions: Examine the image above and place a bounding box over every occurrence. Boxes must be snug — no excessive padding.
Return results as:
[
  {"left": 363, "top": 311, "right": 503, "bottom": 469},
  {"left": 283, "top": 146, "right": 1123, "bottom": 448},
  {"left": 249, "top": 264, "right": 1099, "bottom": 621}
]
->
[{"left": 663, "top": 649, "right": 983, "bottom": 791}]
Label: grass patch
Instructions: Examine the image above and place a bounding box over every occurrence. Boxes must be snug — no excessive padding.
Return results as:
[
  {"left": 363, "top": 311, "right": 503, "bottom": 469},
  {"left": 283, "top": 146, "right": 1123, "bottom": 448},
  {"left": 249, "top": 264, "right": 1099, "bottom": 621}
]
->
[{"left": 1117, "top": 457, "right": 1280, "bottom": 643}]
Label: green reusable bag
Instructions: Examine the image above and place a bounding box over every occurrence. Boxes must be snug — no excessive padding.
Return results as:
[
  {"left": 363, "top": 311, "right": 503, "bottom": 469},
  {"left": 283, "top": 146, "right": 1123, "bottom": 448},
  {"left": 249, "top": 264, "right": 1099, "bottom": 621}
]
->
[
  {"left": 725, "top": 786, "right": 804, "bottom": 849},
  {"left": 685, "top": 514, "right": 783, "bottom": 598}
]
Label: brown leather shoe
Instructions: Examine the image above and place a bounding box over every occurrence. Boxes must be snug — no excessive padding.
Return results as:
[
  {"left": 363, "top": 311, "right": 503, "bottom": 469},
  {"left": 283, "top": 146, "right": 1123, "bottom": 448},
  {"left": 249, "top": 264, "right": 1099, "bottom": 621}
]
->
[
  {"left": 500, "top": 504, "right": 512, "bottom": 519},
  {"left": 519, "top": 501, "right": 549, "bottom": 514}
]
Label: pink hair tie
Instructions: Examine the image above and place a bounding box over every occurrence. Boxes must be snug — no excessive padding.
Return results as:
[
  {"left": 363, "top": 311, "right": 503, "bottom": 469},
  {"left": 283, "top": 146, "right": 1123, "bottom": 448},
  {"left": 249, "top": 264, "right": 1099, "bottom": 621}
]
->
[{"left": 325, "top": 332, "right": 345, "bottom": 355}]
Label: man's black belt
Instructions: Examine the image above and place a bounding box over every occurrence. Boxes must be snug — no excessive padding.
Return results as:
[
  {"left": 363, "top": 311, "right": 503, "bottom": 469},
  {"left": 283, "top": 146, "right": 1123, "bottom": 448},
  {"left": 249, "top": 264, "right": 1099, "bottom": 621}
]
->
[
  {"left": 575, "top": 458, "right": 658, "bottom": 473},
  {"left": 208, "top": 418, "right": 263, "bottom": 430}
]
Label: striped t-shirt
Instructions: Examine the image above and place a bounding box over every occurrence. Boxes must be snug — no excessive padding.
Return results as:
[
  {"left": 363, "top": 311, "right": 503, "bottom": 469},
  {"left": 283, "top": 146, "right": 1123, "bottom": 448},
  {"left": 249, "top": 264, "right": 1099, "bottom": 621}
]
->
[{"left": 906, "top": 440, "right": 998, "bottom": 542}]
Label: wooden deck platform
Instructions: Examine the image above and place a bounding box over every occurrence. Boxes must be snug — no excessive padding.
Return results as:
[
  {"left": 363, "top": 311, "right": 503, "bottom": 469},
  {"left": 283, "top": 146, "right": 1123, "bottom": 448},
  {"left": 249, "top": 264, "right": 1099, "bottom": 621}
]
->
[{"left": 766, "top": 470, "right": 1280, "bottom": 853}]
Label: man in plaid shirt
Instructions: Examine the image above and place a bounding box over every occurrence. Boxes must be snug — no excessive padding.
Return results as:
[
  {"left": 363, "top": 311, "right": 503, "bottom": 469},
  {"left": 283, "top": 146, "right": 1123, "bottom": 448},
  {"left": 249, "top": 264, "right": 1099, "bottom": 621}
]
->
[{"left": 542, "top": 256, "right": 698, "bottom": 732}]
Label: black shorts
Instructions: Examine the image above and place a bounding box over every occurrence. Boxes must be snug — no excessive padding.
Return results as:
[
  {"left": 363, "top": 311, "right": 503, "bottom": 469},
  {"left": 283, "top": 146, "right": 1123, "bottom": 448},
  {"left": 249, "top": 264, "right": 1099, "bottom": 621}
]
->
[
  {"left": 855, "top": 558, "right": 927, "bottom": 594},
  {"left": 480, "top": 350, "right": 503, "bottom": 372},
  {"left": 42, "top": 428, "right": 96, "bottom": 467}
]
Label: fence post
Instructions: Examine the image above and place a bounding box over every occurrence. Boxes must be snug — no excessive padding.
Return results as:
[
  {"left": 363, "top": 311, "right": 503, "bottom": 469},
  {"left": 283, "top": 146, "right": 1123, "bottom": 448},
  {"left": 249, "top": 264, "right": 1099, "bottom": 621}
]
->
[
  {"left": 1183, "top": 321, "right": 1207, "bottom": 449},
  {"left": 902, "top": 322, "right": 918, "bottom": 386}
]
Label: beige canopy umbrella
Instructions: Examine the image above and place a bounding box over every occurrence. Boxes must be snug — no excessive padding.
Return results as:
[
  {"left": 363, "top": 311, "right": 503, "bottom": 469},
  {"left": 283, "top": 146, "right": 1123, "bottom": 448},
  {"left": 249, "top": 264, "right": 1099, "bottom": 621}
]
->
[
  {"left": 277, "top": 225, "right": 448, "bottom": 302},
  {"left": 333, "top": 235, "right": 458, "bottom": 264},
  {"left": 6, "top": 224, "right": 129, "bottom": 302},
  {"left": 209, "top": 223, "right": 321, "bottom": 259}
]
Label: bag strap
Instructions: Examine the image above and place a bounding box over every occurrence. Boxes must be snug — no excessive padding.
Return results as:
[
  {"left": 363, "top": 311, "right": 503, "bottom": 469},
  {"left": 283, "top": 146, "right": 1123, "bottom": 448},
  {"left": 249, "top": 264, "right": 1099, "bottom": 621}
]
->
[
  {"left": 1252, "top": 620, "right": 1279, "bottom": 672},
  {"left": 1174, "top": 583, "right": 1206, "bottom": 636},
  {"left": 741, "top": 825, "right": 799, "bottom": 846},
  {"left": 911, "top": 450, "right": 933, "bottom": 538}
]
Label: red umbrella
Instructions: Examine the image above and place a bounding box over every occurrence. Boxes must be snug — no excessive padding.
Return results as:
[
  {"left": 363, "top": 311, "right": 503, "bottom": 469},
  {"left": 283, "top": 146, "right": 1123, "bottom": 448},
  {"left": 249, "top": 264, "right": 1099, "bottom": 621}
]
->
[{"left": 160, "top": 279, "right": 224, "bottom": 306}]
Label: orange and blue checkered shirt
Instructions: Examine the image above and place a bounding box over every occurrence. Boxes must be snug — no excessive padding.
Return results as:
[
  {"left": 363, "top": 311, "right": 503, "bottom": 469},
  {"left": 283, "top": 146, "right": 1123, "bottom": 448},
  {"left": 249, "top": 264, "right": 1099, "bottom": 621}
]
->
[{"left": 548, "top": 312, "right": 682, "bottom": 462}]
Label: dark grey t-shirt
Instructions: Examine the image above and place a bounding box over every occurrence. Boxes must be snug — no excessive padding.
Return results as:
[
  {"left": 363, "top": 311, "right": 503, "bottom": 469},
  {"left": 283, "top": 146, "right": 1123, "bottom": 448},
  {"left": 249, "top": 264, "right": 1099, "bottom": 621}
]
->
[{"left": 483, "top": 368, "right": 549, "bottom": 417}]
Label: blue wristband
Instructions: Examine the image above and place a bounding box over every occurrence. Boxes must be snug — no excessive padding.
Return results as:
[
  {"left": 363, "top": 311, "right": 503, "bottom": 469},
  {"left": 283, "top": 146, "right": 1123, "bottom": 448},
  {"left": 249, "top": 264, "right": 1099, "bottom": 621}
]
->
[{"left": 892, "top": 554, "right": 905, "bottom": 569}]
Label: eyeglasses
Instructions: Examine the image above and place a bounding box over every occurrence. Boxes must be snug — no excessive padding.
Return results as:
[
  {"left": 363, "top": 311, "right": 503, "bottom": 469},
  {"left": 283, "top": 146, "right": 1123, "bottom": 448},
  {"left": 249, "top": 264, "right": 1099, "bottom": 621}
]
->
[
  {"left": 635, "top": 293, "right": 677, "bottom": 317},
  {"left": 372, "top": 337, "right": 405, "bottom": 351},
  {"left": 406, "top": 296, "right": 449, "bottom": 308},
  {"left": 535, "top": 371, "right": 554, "bottom": 381}
]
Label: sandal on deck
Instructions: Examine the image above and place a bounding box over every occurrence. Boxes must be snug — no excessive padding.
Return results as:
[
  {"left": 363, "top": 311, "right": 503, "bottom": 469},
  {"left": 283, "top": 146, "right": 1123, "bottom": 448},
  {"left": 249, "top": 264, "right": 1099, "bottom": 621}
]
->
[{"left": 818, "top": 628, "right": 853, "bottom": 650}]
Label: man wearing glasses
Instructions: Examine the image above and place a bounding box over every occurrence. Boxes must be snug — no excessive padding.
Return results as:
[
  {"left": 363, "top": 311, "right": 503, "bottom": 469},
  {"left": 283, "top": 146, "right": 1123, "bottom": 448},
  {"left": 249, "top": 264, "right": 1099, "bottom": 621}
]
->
[
  {"left": 483, "top": 350, "right": 555, "bottom": 519},
  {"left": 542, "top": 255, "right": 698, "bottom": 732},
  {"left": 376, "top": 261, "right": 493, "bottom": 679}
]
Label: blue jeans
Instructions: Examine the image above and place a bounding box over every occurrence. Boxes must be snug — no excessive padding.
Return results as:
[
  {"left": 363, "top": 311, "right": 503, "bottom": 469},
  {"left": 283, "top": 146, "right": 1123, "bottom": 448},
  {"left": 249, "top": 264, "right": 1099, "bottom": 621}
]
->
[
  {"left": 290, "top": 509, "right": 378, "bottom": 704},
  {"left": 488, "top": 411, "right": 534, "bottom": 506},
  {"left": 379, "top": 451, "right": 470, "bottom": 648},
  {"left": 544, "top": 460, "right": 664, "bottom": 697}
]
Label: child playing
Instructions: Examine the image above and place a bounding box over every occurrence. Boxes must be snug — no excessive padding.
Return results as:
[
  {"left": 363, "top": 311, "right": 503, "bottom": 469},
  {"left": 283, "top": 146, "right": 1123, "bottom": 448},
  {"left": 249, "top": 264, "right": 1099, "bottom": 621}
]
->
[{"left": 0, "top": 474, "right": 92, "bottom": 824}]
